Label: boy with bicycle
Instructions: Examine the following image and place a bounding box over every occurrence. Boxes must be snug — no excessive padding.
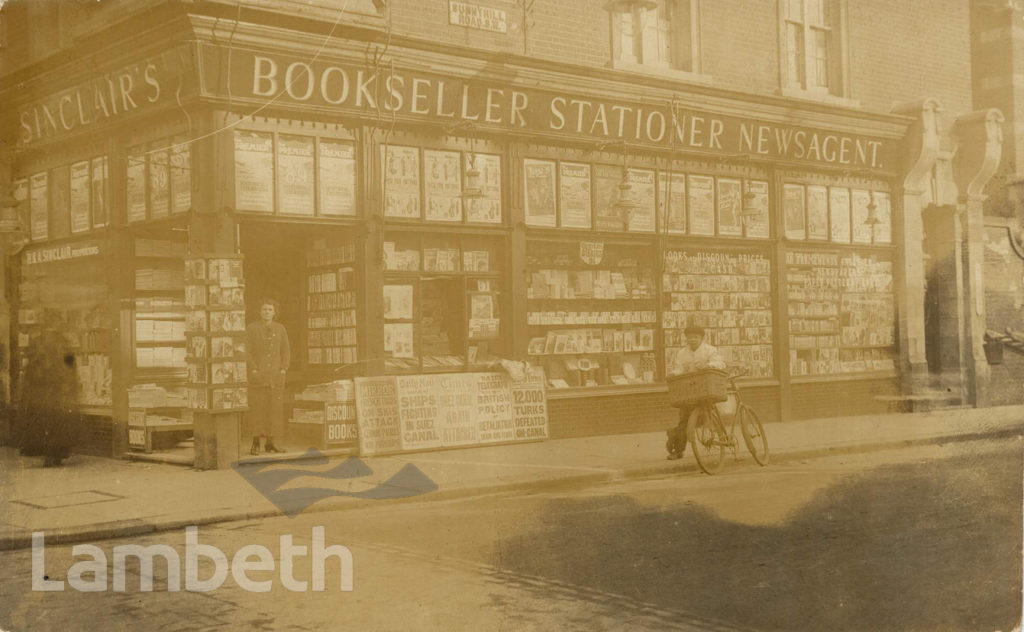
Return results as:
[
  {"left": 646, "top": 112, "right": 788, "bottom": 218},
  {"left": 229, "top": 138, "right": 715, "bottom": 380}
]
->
[{"left": 666, "top": 324, "right": 726, "bottom": 460}]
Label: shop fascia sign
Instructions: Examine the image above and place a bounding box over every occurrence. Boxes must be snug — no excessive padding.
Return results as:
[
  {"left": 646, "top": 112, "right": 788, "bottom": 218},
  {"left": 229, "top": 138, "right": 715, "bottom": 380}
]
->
[
  {"left": 13, "top": 47, "right": 194, "bottom": 148},
  {"left": 24, "top": 241, "right": 102, "bottom": 266},
  {"left": 207, "top": 46, "right": 898, "bottom": 171}
]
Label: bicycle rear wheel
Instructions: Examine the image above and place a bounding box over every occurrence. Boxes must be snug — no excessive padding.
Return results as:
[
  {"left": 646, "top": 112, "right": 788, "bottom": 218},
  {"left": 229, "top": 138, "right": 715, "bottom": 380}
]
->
[
  {"left": 687, "top": 406, "right": 725, "bottom": 474},
  {"left": 738, "top": 404, "right": 769, "bottom": 466}
]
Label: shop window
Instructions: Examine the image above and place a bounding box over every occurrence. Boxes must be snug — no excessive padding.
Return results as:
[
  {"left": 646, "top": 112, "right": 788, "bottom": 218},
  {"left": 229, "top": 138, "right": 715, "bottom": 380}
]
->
[
  {"left": 782, "top": 182, "right": 892, "bottom": 245},
  {"left": 382, "top": 145, "right": 503, "bottom": 225},
  {"left": 126, "top": 136, "right": 192, "bottom": 223},
  {"left": 526, "top": 240, "right": 657, "bottom": 389},
  {"left": 383, "top": 232, "right": 505, "bottom": 373},
  {"left": 305, "top": 235, "right": 359, "bottom": 369},
  {"left": 609, "top": 0, "right": 703, "bottom": 77},
  {"left": 232, "top": 129, "right": 357, "bottom": 218},
  {"left": 779, "top": 0, "right": 849, "bottom": 100},
  {"left": 662, "top": 248, "right": 774, "bottom": 378},
  {"left": 786, "top": 250, "right": 896, "bottom": 376},
  {"left": 16, "top": 258, "right": 113, "bottom": 410}
]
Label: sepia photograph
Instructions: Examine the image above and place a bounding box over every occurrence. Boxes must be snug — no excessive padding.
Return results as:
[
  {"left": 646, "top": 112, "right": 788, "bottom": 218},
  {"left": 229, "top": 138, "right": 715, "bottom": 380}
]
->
[{"left": 0, "top": 0, "right": 1023, "bottom": 630}]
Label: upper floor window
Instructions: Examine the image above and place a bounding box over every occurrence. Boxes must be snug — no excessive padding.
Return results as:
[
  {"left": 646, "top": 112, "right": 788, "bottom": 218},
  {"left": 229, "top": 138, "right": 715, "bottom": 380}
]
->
[
  {"left": 780, "top": 0, "right": 849, "bottom": 99},
  {"left": 608, "top": 0, "right": 702, "bottom": 76}
]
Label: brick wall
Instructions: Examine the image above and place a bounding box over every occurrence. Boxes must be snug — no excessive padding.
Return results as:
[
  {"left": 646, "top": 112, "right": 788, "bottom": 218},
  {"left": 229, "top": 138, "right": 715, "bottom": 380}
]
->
[{"left": 381, "top": 0, "right": 975, "bottom": 121}]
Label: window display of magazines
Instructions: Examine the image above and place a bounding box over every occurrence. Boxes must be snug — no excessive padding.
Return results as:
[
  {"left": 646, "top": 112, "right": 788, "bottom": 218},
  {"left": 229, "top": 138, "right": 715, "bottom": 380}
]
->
[
  {"left": 662, "top": 249, "right": 774, "bottom": 378},
  {"left": 787, "top": 250, "right": 896, "bottom": 376},
  {"left": 183, "top": 254, "right": 249, "bottom": 411}
]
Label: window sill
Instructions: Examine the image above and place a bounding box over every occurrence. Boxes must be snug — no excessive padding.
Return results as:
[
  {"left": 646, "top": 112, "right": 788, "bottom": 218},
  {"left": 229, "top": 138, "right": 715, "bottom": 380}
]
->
[
  {"left": 609, "top": 61, "right": 713, "bottom": 86},
  {"left": 777, "top": 86, "right": 861, "bottom": 109}
]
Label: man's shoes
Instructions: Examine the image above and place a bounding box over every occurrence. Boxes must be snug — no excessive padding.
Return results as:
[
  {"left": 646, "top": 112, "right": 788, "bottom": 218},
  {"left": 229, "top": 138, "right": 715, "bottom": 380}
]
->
[
  {"left": 666, "top": 452, "right": 682, "bottom": 461},
  {"left": 263, "top": 443, "right": 285, "bottom": 453}
]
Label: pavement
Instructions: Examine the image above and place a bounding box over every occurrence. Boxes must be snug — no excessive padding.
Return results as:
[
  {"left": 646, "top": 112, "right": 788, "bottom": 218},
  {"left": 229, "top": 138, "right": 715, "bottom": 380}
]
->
[{"left": 1, "top": 404, "right": 1022, "bottom": 551}]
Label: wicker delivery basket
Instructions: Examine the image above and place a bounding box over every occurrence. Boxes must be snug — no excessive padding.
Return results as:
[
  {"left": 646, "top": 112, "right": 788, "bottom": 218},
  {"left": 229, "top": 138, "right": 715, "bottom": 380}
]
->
[{"left": 667, "top": 369, "right": 729, "bottom": 408}]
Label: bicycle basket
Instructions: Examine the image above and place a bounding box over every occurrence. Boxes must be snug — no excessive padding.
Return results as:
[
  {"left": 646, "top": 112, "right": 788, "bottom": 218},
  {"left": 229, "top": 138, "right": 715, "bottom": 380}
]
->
[{"left": 666, "top": 369, "right": 729, "bottom": 407}]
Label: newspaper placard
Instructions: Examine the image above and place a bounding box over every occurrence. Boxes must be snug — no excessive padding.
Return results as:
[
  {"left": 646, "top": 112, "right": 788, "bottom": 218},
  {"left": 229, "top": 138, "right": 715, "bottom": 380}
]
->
[
  {"left": 148, "top": 147, "right": 170, "bottom": 218},
  {"left": 465, "top": 153, "right": 502, "bottom": 223},
  {"left": 744, "top": 180, "right": 770, "bottom": 238},
  {"left": 234, "top": 130, "right": 275, "bottom": 213},
  {"left": 278, "top": 135, "right": 315, "bottom": 215},
  {"left": 355, "top": 376, "right": 402, "bottom": 455},
  {"left": 873, "top": 192, "right": 892, "bottom": 244},
  {"left": 851, "top": 189, "right": 873, "bottom": 244},
  {"left": 91, "top": 156, "right": 109, "bottom": 227},
  {"left": 126, "top": 151, "right": 147, "bottom": 222},
  {"left": 69, "top": 161, "right": 91, "bottom": 234},
  {"left": 170, "top": 142, "right": 191, "bottom": 214},
  {"left": 424, "top": 149, "right": 463, "bottom": 222},
  {"left": 475, "top": 372, "right": 516, "bottom": 443},
  {"left": 319, "top": 139, "right": 356, "bottom": 216},
  {"left": 396, "top": 374, "right": 444, "bottom": 451},
  {"left": 524, "top": 158, "right": 557, "bottom": 227},
  {"left": 436, "top": 373, "right": 480, "bottom": 446},
  {"left": 807, "top": 185, "right": 829, "bottom": 240},
  {"left": 511, "top": 367, "right": 549, "bottom": 440},
  {"left": 559, "top": 162, "right": 592, "bottom": 228},
  {"left": 783, "top": 183, "right": 807, "bottom": 240},
  {"left": 627, "top": 169, "right": 656, "bottom": 232},
  {"left": 687, "top": 174, "right": 715, "bottom": 236},
  {"left": 658, "top": 172, "right": 686, "bottom": 234},
  {"left": 383, "top": 145, "right": 421, "bottom": 218},
  {"left": 716, "top": 177, "right": 743, "bottom": 236},
  {"left": 829, "top": 186, "right": 852, "bottom": 243},
  {"left": 29, "top": 172, "right": 48, "bottom": 241}
]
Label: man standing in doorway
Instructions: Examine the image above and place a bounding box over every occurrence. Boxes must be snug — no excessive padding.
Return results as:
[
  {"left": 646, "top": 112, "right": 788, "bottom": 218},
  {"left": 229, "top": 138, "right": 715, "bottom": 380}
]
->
[
  {"left": 666, "top": 324, "right": 726, "bottom": 460},
  {"left": 246, "top": 298, "right": 290, "bottom": 454}
]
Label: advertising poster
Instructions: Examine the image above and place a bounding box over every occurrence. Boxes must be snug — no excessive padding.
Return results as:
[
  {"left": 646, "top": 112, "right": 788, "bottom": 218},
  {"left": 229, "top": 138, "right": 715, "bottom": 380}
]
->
[
  {"left": 91, "top": 156, "right": 109, "bottom": 227},
  {"left": 873, "top": 192, "right": 892, "bottom": 244},
  {"left": 424, "top": 149, "right": 463, "bottom": 222},
  {"left": 355, "top": 376, "right": 402, "bottom": 455},
  {"left": 396, "top": 374, "right": 444, "bottom": 451},
  {"left": 658, "top": 172, "right": 686, "bottom": 234},
  {"left": 384, "top": 322, "right": 415, "bottom": 358},
  {"left": 319, "top": 140, "right": 356, "bottom": 216},
  {"left": 829, "top": 187, "right": 852, "bottom": 243},
  {"left": 475, "top": 372, "right": 516, "bottom": 443},
  {"left": 510, "top": 367, "right": 549, "bottom": 441},
  {"left": 744, "top": 180, "right": 770, "bottom": 238},
  {"left": 170, "top": 142, "right": 192, "bottom": 214},
  {"left": 627, "top": 169, "right": 656, "bottom": 232},
  {"left": 126, "top": 151, "right": 147, "bottom": 222},
  {"left": 278, "top": 135, "right": 315, "bottom": 215},
  {"left": 716, "top": 177, "right": 743, "bottom": 236},
  {"left": 593, "top": 163, "right": 624, "bottom": 231},
  {"left": 29, "top": 172, "right": 48, "bottom": 241},
  {"left": 234, "top": 130, "right": 275, "bottom": 213},
  {"left": 851, "top": 189, "right": 873, "bottom": 243},
  {"left": 50, "top": 166, "right": 70, "bottom": 237},
  {"left": 149, "top": 148, "right": 170, "bottom": 218},
  {"left": 524, "top": 158, "right": 557, "bottom": 227},
  {"left": 687, "top": 174, "right": 715, "bottom": 236},
  {"left": 69, "top": 161, "right": 91, "bottom": 234},
  {"left": 434, "top": 373, "right": 479, "bottom": 447},
  {"left": 807, "top": 185, "right": 829, "bottom": 240},
  {"left": 559, "top": 162, "right": 592, "bottom": 228},
  {"left": 783, "top": 183, "right": 807, "bottom": 240},
  {"left": 383, "top": 145, "right": 421, "bottom": 218},
  {"left": 465, "top": 153, "right": 502, "bottom": 223},
  {"left": 383, "top": 284, "right": 414, "bottom": 320}
]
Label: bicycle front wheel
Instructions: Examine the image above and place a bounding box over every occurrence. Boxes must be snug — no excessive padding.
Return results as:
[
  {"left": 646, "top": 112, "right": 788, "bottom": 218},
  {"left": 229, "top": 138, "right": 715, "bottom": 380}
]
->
[
  {"left": 738, "top": 404, "right": 769, "bottom": 466},
  {"left": 687, "top": 405, "right": 725, "bottom": 474}
]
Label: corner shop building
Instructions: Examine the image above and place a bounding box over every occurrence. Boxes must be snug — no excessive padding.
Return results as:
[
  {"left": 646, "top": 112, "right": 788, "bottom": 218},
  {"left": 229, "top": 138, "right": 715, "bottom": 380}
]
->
[{"left": 0, "top": 16, "right": 1004, "bottom": 463}]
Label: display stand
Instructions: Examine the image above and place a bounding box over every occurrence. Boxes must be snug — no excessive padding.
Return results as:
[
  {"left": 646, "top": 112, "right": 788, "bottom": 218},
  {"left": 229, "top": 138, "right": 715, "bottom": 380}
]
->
[{"left": 184, "top": 253, "right": 247, "bottom": 468}]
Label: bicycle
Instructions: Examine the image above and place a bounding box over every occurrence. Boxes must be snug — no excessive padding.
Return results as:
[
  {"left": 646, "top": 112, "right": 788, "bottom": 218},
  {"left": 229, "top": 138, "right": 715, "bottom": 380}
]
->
[{"left": 684, "top": 368, "right": 769, "bottom": 475}]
